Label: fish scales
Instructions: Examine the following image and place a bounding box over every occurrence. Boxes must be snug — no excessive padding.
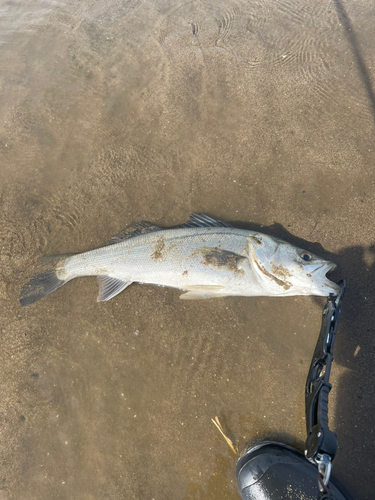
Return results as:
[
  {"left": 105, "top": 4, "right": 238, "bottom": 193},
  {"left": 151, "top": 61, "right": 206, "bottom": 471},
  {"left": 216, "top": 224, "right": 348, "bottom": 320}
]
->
[{"left": 64, "top": 228, "right": 258, "bottom": 291}]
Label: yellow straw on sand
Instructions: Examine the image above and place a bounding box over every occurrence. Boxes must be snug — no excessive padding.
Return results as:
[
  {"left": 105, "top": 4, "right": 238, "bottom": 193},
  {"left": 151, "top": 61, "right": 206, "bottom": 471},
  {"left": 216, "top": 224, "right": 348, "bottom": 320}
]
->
[{"left": 211, "top": 416, "right": 238, "bottom": 455}]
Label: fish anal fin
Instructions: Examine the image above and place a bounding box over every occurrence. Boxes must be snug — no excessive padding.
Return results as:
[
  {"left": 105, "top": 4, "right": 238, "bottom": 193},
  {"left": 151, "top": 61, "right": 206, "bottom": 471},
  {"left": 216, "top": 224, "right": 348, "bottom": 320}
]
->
[
  {"left": 97, "top": 276, "right": 132, "bottom": 301},
  {"left": 107, "top": 222, "right": 161, "bottom": 245}
]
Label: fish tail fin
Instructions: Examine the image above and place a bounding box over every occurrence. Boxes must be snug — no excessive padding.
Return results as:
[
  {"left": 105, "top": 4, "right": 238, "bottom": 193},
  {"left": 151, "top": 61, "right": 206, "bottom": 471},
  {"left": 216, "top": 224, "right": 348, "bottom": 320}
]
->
[{"left": 19, "top": 254, "right": 75, "bottom": 307}]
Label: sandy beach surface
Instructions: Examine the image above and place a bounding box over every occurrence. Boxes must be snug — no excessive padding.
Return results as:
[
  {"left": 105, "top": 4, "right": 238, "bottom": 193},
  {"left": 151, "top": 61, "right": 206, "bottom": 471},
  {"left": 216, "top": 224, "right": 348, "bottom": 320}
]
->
[{"left": 1, "top": 1, "right": 374, "bottom": 498}]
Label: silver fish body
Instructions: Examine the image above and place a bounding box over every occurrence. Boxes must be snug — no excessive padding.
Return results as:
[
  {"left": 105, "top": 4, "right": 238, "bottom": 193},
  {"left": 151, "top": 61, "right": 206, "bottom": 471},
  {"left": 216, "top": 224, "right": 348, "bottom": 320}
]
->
[{"left": 20, "top": 214, "right": 340, "bottom": 306}]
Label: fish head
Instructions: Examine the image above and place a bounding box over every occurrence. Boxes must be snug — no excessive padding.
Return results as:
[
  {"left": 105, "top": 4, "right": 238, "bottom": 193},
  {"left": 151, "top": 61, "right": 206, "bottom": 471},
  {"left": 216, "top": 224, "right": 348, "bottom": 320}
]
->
[{"left": 248, "top": 234, "right": 340, "bottom": 296}]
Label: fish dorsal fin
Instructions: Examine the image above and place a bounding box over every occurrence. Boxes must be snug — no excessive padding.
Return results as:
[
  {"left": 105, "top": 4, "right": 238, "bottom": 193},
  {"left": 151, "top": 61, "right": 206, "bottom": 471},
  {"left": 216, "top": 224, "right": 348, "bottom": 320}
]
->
[
  {"left": 179, "top": 213, "right": 233, "bottom": 229},
  {"left": 107, "top": 221, "right": 162, "bottom": 245},
  {"left": 97, "top": 276, "right": 132, "bottom": 301}
]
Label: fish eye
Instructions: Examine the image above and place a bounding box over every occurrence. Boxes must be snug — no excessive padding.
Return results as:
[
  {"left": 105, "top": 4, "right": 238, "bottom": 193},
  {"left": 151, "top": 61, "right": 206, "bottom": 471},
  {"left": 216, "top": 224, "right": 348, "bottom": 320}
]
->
[{"left": 300, "top": 252, "right": 312, "bottom": 262}]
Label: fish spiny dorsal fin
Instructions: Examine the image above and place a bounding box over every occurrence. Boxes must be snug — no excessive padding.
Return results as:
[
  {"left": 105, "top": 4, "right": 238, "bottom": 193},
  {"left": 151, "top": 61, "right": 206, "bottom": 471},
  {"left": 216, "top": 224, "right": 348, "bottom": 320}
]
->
[
  {"left": 179, "top": 213, "right": 233, "bottom": 229},
  {"left": 106, "top": 221, "right": 162, "bottom": 245},
  {"left": 97, "top": 276, "right": 132, "bottom": 301}
]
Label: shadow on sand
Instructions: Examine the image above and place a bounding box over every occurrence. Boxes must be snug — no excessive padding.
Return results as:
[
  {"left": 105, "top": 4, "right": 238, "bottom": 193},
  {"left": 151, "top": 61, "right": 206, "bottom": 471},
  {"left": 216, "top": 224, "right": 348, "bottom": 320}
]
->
[{"left": 225, "top": 219, "right": 375, "bottom": 499}]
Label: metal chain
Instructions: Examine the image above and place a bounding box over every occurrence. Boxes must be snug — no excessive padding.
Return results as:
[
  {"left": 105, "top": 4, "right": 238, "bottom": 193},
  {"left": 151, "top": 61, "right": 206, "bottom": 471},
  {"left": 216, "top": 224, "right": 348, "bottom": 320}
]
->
[{"left": 317, "top": 453, "right": 332, "bottom": 489}]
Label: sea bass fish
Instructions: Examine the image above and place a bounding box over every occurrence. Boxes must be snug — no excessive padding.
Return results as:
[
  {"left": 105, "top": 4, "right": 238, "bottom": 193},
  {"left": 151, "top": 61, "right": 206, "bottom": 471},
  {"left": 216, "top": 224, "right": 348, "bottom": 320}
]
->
[{"left": 19, "top": 213, "right": 340, "bottom": 306}]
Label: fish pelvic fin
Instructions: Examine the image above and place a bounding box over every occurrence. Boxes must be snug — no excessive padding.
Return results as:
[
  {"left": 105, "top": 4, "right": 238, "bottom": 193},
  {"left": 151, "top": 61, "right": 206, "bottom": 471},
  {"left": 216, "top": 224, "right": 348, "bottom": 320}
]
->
[
  {"left": 19, "top": 254, "right": 74, "bottom": 307},
  {"left": 179, "top": 285, "right": 227, "bottom": 300},
  {"left": 97, "top": 276, "right": 132, "bottom": 302}
]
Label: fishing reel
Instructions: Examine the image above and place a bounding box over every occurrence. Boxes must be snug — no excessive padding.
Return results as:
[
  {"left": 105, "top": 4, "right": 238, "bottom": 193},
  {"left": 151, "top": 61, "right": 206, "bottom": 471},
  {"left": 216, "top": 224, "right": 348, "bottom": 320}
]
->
[{"left": 236, "top": 281, "right": 350, "bottom": 500}]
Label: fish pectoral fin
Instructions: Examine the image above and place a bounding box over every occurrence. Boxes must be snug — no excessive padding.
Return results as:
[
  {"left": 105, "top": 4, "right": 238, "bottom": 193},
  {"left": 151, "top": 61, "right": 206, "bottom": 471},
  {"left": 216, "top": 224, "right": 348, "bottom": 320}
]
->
[
  {"left": 179, "top": 285, "right": 227, "bottom": 300},
  {"left": 106, "top": 222, "right": 162, "bottom": 245},
  {"left": 97, "top": 276, "right": 132, "bottom": 302}
]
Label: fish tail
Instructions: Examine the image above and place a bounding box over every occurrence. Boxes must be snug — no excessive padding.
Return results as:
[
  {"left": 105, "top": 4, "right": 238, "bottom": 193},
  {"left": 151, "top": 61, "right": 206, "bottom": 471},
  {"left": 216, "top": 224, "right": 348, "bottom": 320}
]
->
[{"left": 19, "top": 254, "right": 75, "bottom": 307}]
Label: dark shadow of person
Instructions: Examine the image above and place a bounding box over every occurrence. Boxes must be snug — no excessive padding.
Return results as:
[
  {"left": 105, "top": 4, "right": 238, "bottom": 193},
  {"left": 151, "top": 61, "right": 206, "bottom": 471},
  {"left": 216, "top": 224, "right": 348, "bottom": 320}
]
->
[
  {"left": 230, "top": 219, "right": 375, "bottom": 499},
  {"left": 328, "top": 244, "right": 375, "bottom": 500},
  {"left": 332, "top": 0, "right": 375, "bottom": 124}
]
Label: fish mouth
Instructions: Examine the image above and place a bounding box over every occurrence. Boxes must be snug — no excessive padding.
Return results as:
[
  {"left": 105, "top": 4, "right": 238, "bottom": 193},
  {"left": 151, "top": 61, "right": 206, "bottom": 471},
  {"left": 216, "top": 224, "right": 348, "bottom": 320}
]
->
[{"left": 308, "top": 261, "right": 340, "bottom": 296}]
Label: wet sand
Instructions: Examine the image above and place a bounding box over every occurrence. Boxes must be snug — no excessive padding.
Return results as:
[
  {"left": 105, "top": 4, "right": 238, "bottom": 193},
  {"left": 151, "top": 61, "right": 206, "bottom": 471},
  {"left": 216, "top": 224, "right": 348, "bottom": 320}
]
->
[{"left": 1, "top": 1, "right": 375, "bottom": 498}]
